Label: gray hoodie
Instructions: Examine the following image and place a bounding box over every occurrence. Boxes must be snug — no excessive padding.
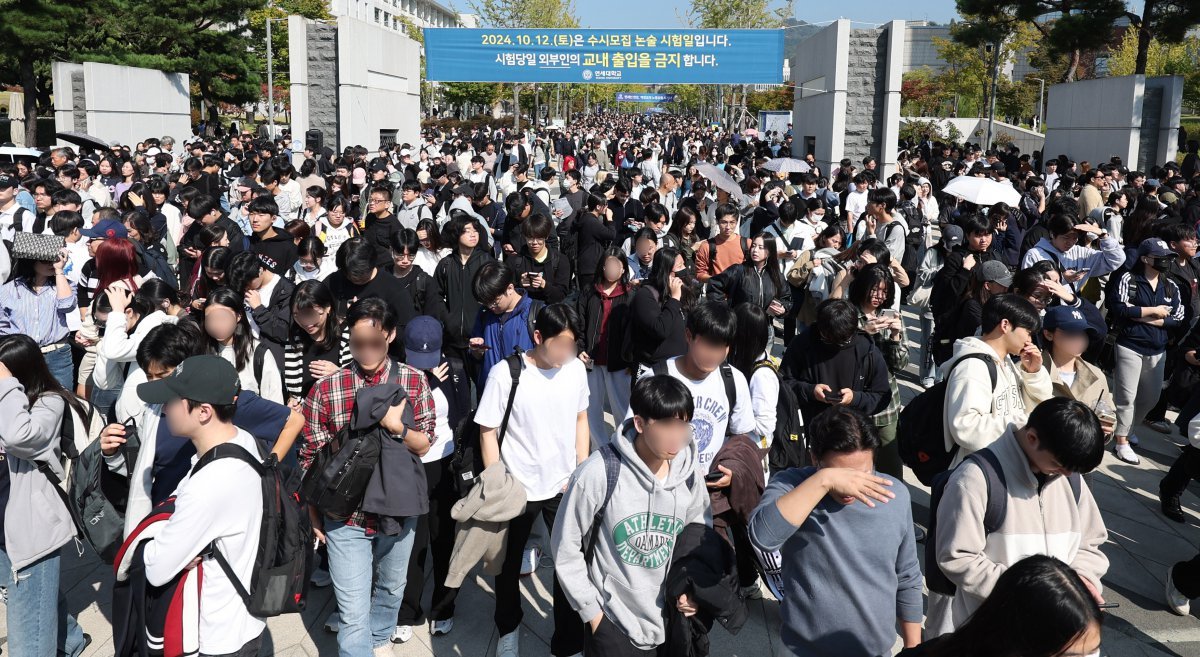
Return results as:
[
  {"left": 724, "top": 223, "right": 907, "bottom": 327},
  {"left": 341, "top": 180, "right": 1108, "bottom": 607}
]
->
[
  {"left": 0, "top": 378, "right": 77, "bottom": 572},
  {"left": 551, "top": 420, "right": 711, "bottom": 650}
]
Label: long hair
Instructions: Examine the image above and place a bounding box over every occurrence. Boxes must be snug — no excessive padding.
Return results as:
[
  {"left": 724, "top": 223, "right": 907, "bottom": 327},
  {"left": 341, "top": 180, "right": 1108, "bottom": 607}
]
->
[
  {"left": 751, "top": 231, "right": 784, "bottom": 293},
  {"left": 729, "top": 303, "right": 769, "bottom": 377},
  {"left": 0, "top": 334, "right": 86, "bottom": 422},
  {"left": 928, "top": 555, "right": 1101, "bottom": 657},
  {"left": 95, "top": 238, "right": 140, "bottom": 295},
  {"left": 201, "top": 287, "right": 254, "bottom": 371},
  {"left": 646, "top": 246, "right": 681, "bottom": 301},
  {"left": 592, "top": 245, "right": 630, "bottom": 288},
  {"left": 291, "top": 279, "right": 340, "bottom": 352},
  {"left": 668, "top": 206, "right": 700, "bottom": 247}
]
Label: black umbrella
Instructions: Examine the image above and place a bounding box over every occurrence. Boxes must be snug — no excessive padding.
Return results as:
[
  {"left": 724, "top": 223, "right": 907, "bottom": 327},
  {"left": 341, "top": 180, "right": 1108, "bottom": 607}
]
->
[{"left": 55, "top": 131, "right": 111, "bottom": 153}]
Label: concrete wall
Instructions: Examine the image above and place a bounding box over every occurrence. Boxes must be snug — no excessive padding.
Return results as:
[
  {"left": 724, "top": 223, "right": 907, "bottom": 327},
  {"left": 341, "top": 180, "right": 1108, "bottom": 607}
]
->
[
  {"left": 902, "top": 116, "right": 1046, "bottom": 155},
  {"left": 791, "top": 19, "right": 903, "bottom": 176},
  {"left": 53, "top": 61, "right": 190, "bottom": 148},
  {"left": 1043, "top": 74, "right": 1182, "bottom": 171},
  {"left": 290, "top": 14, "right": 421, "bottom": 153}
]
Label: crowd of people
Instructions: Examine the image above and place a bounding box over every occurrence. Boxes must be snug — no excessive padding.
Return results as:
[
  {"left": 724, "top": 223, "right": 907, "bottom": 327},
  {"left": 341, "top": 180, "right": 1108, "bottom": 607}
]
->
[{"left": 0, "top": 108, "right": 1199, "bottom": 657}]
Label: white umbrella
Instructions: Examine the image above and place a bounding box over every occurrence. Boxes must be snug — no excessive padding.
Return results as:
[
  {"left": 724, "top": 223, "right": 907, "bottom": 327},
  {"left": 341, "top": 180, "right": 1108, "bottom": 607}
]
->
[
  {"left": 762, "top": 157, "right": 811, "bottom": 174},
  {"left": 694, "top": 161, "right": 742, "bottom": 197},
  {"left": 942, "top": 175, "right": 1022, "bottom": 207},
  {"left": 0, "top": 146, "right": 42, "bottom": 163}
]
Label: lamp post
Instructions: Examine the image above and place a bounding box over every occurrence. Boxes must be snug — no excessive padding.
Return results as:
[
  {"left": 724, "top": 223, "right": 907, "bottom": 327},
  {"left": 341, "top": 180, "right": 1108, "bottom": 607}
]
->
[{"left": 1028, "top": 77, "right": 1045, "bottom": 131}]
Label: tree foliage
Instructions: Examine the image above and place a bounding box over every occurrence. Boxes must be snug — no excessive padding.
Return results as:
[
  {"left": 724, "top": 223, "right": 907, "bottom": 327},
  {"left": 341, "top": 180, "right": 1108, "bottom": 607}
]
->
[
  {"left": 1107, "top": 28, "right": 1200, "bottom": 109},
  {"left": 246, "top": 0, "right": 332, "bottom": 92}
]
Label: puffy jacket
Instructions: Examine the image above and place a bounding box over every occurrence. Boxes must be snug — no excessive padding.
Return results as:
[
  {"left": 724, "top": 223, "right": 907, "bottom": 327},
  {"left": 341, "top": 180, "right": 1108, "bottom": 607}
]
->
[
  {"left": 706, "top": 263, "right": 791, "bottom": 316},
  {"left": 434, "top": 248, "right": 494, "bottom": 349}
]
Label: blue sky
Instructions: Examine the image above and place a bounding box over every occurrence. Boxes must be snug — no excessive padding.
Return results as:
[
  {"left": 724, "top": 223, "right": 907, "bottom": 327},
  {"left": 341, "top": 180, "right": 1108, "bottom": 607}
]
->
[{"left": 446, "top": 1, "right": 963, "bottom": 27}]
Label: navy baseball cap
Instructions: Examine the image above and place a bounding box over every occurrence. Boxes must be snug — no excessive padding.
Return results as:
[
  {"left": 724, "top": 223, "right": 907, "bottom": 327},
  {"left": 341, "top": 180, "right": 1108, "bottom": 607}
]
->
[
  {"left": 1138, "top": 238, "right": 1173, "bottom": 258},
  {"left": 138, "top": 355, "right": 241, "bottom": 406},
  {"left": 1043, "top": 305, "right": 1097, "bottom": 338},
  {"left": 81, "top": 218, "right": 128, "bottom": 240},
  {"left": 404, "top": 316, "right": 444, "bottom": 370}
]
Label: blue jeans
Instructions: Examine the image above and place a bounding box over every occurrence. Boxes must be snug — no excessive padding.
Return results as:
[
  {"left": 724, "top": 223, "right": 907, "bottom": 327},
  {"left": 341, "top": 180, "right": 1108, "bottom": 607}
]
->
[
  {"left": 324, "top": 517, "right": 417, "bottom": 656},
  {"left": 89, "top": 385, "right": 121, "bottom": 422},
  {"left": 43, "top": 344, "right": 73, "bottom": 393},
  {"left": 0, "top": 547, "right": 86, "bottom": 657}
]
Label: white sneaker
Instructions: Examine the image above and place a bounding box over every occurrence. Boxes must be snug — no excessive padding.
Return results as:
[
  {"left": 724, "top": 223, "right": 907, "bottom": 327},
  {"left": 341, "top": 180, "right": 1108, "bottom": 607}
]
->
[
  {"left": 430, "top": 618, "right": 454, "bottom": 636},
  {"left": 1167, "top": 566, "right": 1191, "bottom": 615},
  {"left": 1114, "top": 442, "right": 1141, "bottom": 465},
  {"left": 920, "top": 376, "right": 935, "bottom": 389},
  {"left": 520, "top": 547, "right": 541, "bottom": 576},
  {"left": 497, "top": 630, "right": 520, "bottom": 657},
  {"left": 310, "top": 567, "right": 332, "bottom": 588},
  {"left": 324, "top": 615, "right": 340, "bottom": 633},
  {"left": 740, "top": 583, "right": 763, "bottom": 600},
  {"left": 391, "top": 625, "right": 413, "bottom": 644}
]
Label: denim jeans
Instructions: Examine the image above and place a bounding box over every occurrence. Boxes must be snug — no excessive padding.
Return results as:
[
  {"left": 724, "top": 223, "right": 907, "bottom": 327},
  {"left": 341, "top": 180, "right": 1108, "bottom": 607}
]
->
[
  {"left": 43, "top": 344, "right": 74, "bottom": 393},
  {"left": 0, "top": 547, "right": 86, "bottom": 657},
  {"left": 324, "top": 517, "right": 417, "bottom": 656},
  {"left": 89, "top": 385, "right": 121, "bottom": 423}
]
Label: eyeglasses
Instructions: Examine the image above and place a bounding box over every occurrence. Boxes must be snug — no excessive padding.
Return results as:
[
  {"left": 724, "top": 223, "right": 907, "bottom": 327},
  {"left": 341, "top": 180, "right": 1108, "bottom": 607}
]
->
[{"left": 487, "top": 295, "right": 506, "bottom": 310}]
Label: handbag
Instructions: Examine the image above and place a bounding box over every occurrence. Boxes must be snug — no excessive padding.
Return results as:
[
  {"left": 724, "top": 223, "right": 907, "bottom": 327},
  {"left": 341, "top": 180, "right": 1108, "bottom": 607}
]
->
[{"left": 12, "top": 232, "right": 65, "bottom": 262}]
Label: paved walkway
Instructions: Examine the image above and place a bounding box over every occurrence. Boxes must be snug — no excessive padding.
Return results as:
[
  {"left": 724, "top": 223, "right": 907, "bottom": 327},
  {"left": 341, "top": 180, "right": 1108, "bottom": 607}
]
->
[{"left": 8, "top": 311, "right": 1200, "bottom": 656}]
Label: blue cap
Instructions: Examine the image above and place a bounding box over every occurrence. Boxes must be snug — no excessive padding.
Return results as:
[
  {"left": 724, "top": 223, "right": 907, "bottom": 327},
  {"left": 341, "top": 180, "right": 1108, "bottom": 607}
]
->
[
  {"left": 1043, "top": 305, "right": 1096, "bottom": 337},
  {"left": 1138, "top": 238, "right": 1173, "bottom": 258},
  {"left": 404, "top": 315, "right": 444, "bottom": 370},
  {"left": 81, "top": 218, "right": 128, "bottom": 240}
]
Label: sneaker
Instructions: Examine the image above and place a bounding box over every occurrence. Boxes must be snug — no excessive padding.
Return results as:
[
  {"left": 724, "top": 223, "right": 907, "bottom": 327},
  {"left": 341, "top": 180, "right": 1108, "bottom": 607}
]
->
[
  {"left": 497, "top": 630, "right": 520, "bottom": 657},
  {"left": 1114, "top": 442, "right": 1141, "bottom": 465},
  {"left": 1161, "top": 483, "right": 1187, "bottom": 523},
  {"left": 1144, "top": 419, "right": 1172, "bottom": 434},
  {"left": 740, "top": 583, "right": 763, "bottom": 600},
  {"left": 310, "top": 567, "right": 332, "bottom": 588},
  {"left": 391, "top": 625, "right": 413, "bottom": 644},
  {"left": 324, "top": 615, "right": 340, "bottom": 633},
  {"left": 430, "top": 618, "right": 454, "bottom": 636},
  {"left": 520, "top": 547, "right": 541, "bottom": 576},
  {"left": 920, "top": 376, "right": 935, "bottom": 389},
  {"left": 1167, "top": 566, "right": 1191, "bottom": 616}
]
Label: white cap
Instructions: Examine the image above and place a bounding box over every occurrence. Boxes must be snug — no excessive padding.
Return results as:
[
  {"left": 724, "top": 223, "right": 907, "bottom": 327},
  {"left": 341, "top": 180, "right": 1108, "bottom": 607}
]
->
[
  {"left": 145, "top": 147, "right": 161, "bottom": 156},
  {"left": 400, "top": 149, "right": 413, "bottom": 157}
]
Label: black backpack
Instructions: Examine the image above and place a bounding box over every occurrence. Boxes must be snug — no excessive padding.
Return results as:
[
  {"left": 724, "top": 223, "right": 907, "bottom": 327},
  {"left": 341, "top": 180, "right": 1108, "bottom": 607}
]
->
[
  {"left": 68, "top": 417, "right": 141, "bottom": 564},
  {"left": 192, "top": 442, "right": 313, "bottom": 618},
  {"left": 450, "top": 353, "right": 524, "bottom": 496},
  {"left": 925, "top": 447, "right": 1082, "bottom": 596},
  {"left": 752, "top": 359, "right": 807, "bottom": 472},
  {"left": 897, "top": 352, "right": 997, "bottom": 486}
]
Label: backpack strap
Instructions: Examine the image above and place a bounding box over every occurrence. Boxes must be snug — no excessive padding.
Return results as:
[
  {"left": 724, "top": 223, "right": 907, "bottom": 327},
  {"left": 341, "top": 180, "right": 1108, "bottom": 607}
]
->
[
  {"left": 719, "top": 362, "right": 737, "bottom": 435},
  {"left": 966, "top": 448, "right": 1009, "bottom": 534},
  {"left": 1068, "top": 472, "right": 1083, "bottom": 504},
  {"left": 190, "top": 442, "right": 266, "bottom": 608},
  {"left": 526, "top": 299, "right": 545, "bottom": 343},
  {"left": 584, "top": 443, "right": 622, "bottom": 566},
  {"left": 496, "top": 353, "right": 524, "bottom": 448}
]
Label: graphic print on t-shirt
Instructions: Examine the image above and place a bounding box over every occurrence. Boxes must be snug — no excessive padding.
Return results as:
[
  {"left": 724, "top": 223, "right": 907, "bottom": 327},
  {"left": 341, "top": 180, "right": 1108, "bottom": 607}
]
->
[{"left": 691, "top": 394, "right": 729, "bottom": 467}]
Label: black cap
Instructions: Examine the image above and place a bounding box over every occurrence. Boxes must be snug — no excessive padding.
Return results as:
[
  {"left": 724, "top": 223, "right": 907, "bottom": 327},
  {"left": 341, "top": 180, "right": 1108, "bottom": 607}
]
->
[{"left": 138, "top": 355, "right": 241, "bottom": 406}]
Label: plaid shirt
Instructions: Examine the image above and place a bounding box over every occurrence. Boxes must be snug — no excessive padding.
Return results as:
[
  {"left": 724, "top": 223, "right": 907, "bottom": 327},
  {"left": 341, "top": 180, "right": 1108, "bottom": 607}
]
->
[
  {"left": 857, "top": 311, "right": 908, "bottom": 428},
  {"left": 300, "top": 359, "right": 436, "bottom": 531}
]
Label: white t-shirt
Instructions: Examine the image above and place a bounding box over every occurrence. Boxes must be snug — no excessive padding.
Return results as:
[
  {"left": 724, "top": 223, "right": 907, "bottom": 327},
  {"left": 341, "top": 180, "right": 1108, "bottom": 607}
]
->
[
  {"left": 629, "top": 357, "right": 755, "bottom": 468},
  {"left": 845, "top": 189, "right": 869, "bottom": 218},
  {"left": 142, "top": 428, "right": 265, "bottom": 654},
  {"left": 422, "top": 383, "right": 456, "bottom": 463},
  {"left": 475, "top": 353, "right": 588, "bottom": 501}
]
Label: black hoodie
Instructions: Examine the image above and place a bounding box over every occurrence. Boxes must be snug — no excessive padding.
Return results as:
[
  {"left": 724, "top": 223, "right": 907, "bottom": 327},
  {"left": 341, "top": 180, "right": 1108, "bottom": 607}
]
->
[
  {"left": 780, "top": 328, "right": 891, "bottom": 425},
  {"left": 251, "top": 229, "right": 298, "bottom": 275}
]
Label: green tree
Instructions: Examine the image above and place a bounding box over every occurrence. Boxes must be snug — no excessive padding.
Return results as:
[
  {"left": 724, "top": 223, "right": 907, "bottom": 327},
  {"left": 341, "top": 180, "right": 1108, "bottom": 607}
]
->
[
  {"left": 901, "top": 68, "right": 947, "bottom": 116},
  {"left": 1107, "top": 28, "right": 1200, "bottom": 110},
  {"left": 442, "top": 82, "right": 504, "bottom": 111},
  {"left": 246, "top": 0, "right": 332, "bottom": 95},
  {"left": 940, "top": 19, "right": 1037, "bottom": 117},
  {"left": 0, "top": 0, "right": 92, "bottom": 145},
  {"left": 1119, "top": 0, "right": 1200, "bottom": 76}
]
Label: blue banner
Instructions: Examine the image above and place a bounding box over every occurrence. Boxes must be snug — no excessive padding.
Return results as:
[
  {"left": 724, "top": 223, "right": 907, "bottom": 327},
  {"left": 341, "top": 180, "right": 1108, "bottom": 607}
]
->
[
  {"left": 616, "top": 92, "right": 677, "bottom": 103},
  {"left": 424, "top": 29, "right": 783, "bottom": 84}
]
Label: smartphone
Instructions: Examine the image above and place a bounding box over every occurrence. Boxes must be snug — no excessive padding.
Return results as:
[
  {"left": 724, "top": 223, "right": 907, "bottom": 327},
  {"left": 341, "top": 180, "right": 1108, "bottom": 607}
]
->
[
  {"left": 704, "top": 471, "right": 725, "bottom": 483},
  {"left": 879, "top": 309, "right": 897, "bottom": 319},
  {"left": 827, "top": 392, "right": 845, "bottom": 403},
  {"left": 1097, "top": 602, "right": 1120, "bottom": 609},
  {"left": 1077, "top": 268, "right": 1090, "bottom": 274}
]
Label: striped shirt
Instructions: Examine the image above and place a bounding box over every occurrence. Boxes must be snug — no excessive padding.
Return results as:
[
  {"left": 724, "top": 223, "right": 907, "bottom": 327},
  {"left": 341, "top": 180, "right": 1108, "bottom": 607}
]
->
[
  {"left": 0, "top": 277, "right": 77, "bottom": 346},
  {"left": 283, "top": 326, "right": 352, "bottom": 402}
]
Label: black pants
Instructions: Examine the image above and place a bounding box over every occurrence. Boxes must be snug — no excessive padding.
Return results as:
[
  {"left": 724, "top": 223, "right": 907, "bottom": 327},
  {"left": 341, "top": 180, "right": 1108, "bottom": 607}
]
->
[
  {"left": 1174, "top": 553, "right": 1200, "bottom": 599},
  {"left": 495, "top": 494, "right": 585, "bottom": 656},
  {"left": 1163, "top": 445, "right": 1200, "bottom": 498},
  {"left": 398, "top": 457, "right": 460, "bottom": 625},
  {"left": 585, "top": 617, "right": 656, "bottom": 657},
  {"left": 201, "top": 634, "right": 261, "bottom": 657},
  {"left": 714, "top": 512, "right": 758, "bottom": 588},
  {"left": 445, "top": 350, "right": 481, "bottom": 403}
]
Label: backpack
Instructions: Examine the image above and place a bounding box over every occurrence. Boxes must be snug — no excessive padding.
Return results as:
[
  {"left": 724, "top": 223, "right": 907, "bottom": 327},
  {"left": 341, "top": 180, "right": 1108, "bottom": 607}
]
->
[
  {"left": 192, "top": 442, "right": 314, "bottom": 617},
  {"left": 69, "top": 417, "right": 142, "bottom": 564},
  {"left": 584, "top": 441, "right": 695, "bottom": 565},
  {"left": 908, "top": 246, "right": 944, "bottom": 310},
  {"left": 449, "top": 353, "right": 523, "bottom": 496},
  {"left": 651, "top": 361, "right": 738, "bottom": 436},
  {"left": 897, "top": 352, "right": 997, "bottom": 486},
  {"left": 752, "top": 359, "right": 807, "bottom": 472},
  {"left": 35, "top": 400, "right": 104, "bottom": 543},
  {"left": 925, "top": 447, "right": 1082, "bottom": 596}
]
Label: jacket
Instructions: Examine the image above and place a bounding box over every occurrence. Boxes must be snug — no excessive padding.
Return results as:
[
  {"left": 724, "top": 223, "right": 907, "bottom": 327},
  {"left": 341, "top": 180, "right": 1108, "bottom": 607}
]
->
[
  {"left": 661, "top": 523, "right": 747, "bottom": 657},
  {"left": 94, "top": 310, "right": 179, "bottom": 391},
  {"left": 249, "top": 274, "right": 295, "bottom": 369},
  {"left": 928, "top": 430, "right": 1109, "bottom": 637},
  {"left": 550, "top": 420, "right": 709, "bottom": 650},
  {"left": 446, "top": 461, "right": 528, "bottom": 588},
  {"left": 250, "top": 230, "right": 299, "bottom": 275},
  {"left": 362, "top": 213, "right": 401, "bottom": 268},
  {"left": 472, "top": 290, "right": 539, "bottom": 385},
  {"left": 577, "top": 282, "right": 630, "bottom": 369},
  {"left": 706, "top": 263, "right": 791, "bottom": 316},
  {"left": 572, "top": 211, "right": 617, "bottom": 287},
  {"left": 1020, "top": 235, "right": 1125, "bottom": 291},
  {"left": 1107, "top": 269, "right": 1185, "bottom": 356},
  {"left": 0, "top": 379, "right": 78, "bottom": 571},
  {"left": 940, "top": 337, "right": 1053, "bottom": 466},
  {"left": 358, "top": 382, "right": 429, "bottom": 522},
  {"left": 507, "top": 246, "right": 571, "bottom": 304},
  {"left": 930, "top": 247, "right": 998, "bottom": 320},
  {"left": 708, "top": 434, "right": 764, "bottom": 524},
  {"left": 626, "top": 286, "right": 687, "bottom": 367},
  {"left": 1025, "top": 355, "right": 1112, "bottom": 412},
  {"left": 780, "top": 328, "right": 891, "bottom": 425},
  {"left": 434, "top": 248, "right": 494, "bottom": 349}
]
